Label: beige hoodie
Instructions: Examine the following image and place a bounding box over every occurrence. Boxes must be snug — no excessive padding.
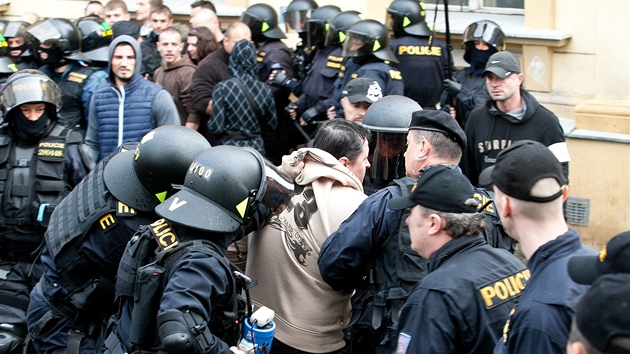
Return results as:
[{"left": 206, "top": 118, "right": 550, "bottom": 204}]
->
[{"left": 246, "top": 148, "right": 366, "bottom": 353}]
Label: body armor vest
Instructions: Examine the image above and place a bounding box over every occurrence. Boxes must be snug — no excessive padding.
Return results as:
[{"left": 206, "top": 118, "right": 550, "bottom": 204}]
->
[
  {"left": 116, "top": 219, "right": 246, "bottom": 352},
  {"left": 350, "top": 178, "right": 429, "bottom": 352},
  {"left": 0, "top": 124, "right": 79, "bottom": 257},
  {"left": 45, "top": 155, "right": 139, "bottom": 292},
  {"left": 56, "top": 65, "right": 97, "bottom": 131}
]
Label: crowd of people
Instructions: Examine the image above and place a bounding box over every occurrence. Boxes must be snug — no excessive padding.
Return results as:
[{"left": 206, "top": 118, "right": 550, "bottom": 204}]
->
[{"left": 0, "top": 0, "right": 626, "bottom": 354}]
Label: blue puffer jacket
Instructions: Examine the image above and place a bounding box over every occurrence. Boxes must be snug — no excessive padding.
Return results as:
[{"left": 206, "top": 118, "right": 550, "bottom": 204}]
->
[{"left": 93, "top": 35, "right": 161, "bottom": 160}]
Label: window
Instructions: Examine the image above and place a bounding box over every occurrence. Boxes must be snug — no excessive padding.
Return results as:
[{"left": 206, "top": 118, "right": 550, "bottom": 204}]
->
[{"left": 422, "top": 0, "right": 524, "bottom": 10}]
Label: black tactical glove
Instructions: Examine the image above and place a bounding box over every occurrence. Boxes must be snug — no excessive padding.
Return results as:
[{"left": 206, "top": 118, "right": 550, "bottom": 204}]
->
[
  {"left": 301, "top": 107, "right": 319, "bottom": 124},
  {"left": 270, "top": 70, "right": 293, "bottom": 88},
  {"left": 443, "top": 79, "right": 462, "bottom": 97},
  {"left": 284, "top": 102, "right": 299, "bottom": 117}
]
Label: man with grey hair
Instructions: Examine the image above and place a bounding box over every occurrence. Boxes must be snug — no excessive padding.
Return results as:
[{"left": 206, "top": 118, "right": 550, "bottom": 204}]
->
[
  {"left": 318, "top": 109, "right": 470, "bottom": 353},
  {"left": 388, "top": 165, "right": 526, "bottom": 353}
]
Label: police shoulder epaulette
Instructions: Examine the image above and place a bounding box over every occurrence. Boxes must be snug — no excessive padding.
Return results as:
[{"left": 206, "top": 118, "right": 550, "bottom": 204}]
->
[
  {"left": 149, "top": 218, "right": 180, "bottom": 252},
  {"left": 327, "top": 55, "right": 343, "bottom": 62},
  {"left": 68, "top": 71, "right": 88, "bottom": 84},
  {"left": 389, "top": 69, "right": 403, "bottom": 80}
]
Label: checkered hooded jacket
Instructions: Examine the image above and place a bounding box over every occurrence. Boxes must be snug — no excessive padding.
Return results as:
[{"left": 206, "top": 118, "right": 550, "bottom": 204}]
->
[{"left": 209, "top": 39, "right": 277, "bottom": 155}]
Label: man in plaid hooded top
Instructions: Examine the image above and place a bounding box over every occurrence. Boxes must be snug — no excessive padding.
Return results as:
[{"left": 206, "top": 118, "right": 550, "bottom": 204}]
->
[{"left": 209, "top": 39, "right": 277, "bottom": 156}]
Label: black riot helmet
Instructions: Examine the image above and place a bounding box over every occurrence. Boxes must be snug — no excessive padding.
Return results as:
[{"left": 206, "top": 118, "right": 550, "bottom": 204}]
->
[
  {"left": 241, "top": 3, "right": 286, "bottom": 42},
  {"left": 0, "top": 57, "right": 19, "bottom": 75},
  {"left": 386, "top": 0, "right": 432, "bottom": 37},
  {"left": 362, "top": 95, "right": 422, "bottom": 184},
  {"left": 342, "top": 20, "right": 398, "bottom": 63},
  {"left": 0, "top": 69, "right": 62, "bottom": 119},
  {"left": 75, "top": 16, "right": 113, "bottom": 63},
  {"left": 104, "top": 126, "right": 211, "bottom": 212},
  {"left": 3, "top": 21, "right": 33, "bottom": 58},
  {"left": 306, "top": 5, "right": 341, "bottom": 48},
  {"left": 324, "top": 10, "right": 364, "bottom": 47},
  {"left": 283, "top": 0, "right": 318, "bottom": 34},
  {"left": 155, "top": 146, "right": 270, "bottom": 233},
  {"left": 25, "top": 18, "right": 89, "bottom": 64},
  {"left": 0, "top": 33, "right": 8, "bottom": 58},
  {"left": 462, "top": 20, "right": 506, "bottom": 63}
]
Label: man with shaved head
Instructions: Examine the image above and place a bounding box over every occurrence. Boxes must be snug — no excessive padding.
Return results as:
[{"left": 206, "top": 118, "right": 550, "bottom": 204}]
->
[
  {"left": 192, "top": 22, "right": 251, "bottom": 139},
  {"left": 189, "top": 7, "right": 224, "bottom": 44}
]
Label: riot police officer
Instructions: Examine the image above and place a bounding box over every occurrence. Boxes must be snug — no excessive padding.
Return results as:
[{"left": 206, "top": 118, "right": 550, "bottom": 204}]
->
[
  {"left": 331, "top": 19, "right": 404, "bottom": 118},
  {"left": 319, "top": 10, "right": 364, "bottom": 118},
  {"left": 318, "top": 109, "right": 467, "bottom": 354},
  {"left": 104, "top": 146, "right": 293, "bottom": 354},
  {"left": 240, "top": 3, "right": 294, "bottom": 165},
  {"left": 0, "top": 69, "right": 88, "bottom": 354},
  {"left": 361, "top": 95, "right": 421, "bottom": 195},
  {"left": 283, "top": 0, "right": 318, "bottom": 82},
  {"left": 282, "top": 5, "right": 342, "bottom": 130},
  {"left": 441, "top": 20, "right": 506, "bottom": 128},
  {"left": 2, "top": 21, "right": 38, "bottom": 71},
  {"left": 75, "top": 16, "right": 112, "bottom": 114},
  {"left": 25, "top": 18, "right": 103, "bottom": 133},
  {"left": 26, "top": 126, "right": 210, "bottom": 354},
  {"left": 387, "top": 0, "right": 449, "bottom": 108}
]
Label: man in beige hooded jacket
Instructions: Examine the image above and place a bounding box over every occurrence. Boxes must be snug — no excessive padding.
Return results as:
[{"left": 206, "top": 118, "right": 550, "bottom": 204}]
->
[{"left": 246, "top": 119, "right": 371, "bottom": 353}]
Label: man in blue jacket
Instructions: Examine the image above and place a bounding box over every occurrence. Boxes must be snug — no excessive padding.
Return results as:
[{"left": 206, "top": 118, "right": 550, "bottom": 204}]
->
[
  {"left": 483, "top": 140, "right": 596, "bottom": 354},
  {"left": 84, "top": 35, "right": 179, "bottom": 161}
]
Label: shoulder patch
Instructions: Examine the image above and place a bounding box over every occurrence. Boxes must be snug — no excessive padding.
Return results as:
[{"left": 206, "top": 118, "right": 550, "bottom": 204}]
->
[
  {"left": 396, "top": 333, "right": 412, "bottom": 354},
  {"left": 473, "top": 189, "right": 498, "bottom": 217},
  {"left": 478, "top": 269, "right": 530, "bottom": 309},
  {"left": 149, "top": 218, "right": 180, "bottom": 252},
  {"left": 98, "top": 213, "right": 117, "bottom": 231},
  {"left": 38, "top": 141, "right": 65, "bottom": 159},
  {"left": 116, "top": 201, "right": 136, "bottom": 217}
]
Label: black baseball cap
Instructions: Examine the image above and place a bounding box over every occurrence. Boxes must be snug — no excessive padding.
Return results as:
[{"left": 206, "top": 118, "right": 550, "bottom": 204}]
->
[
  {"left": 408, "top": 110, "right": 467, "bottom": 151},
  {"left": 484, "top": 51, "right": 521, "bottom": 78},
  {"left": 388, "top": 165, "right": 478, "bottom": 213},
  {"left": 479, "top": 140, "right": 566, "bottom": 203},
  {"left": 568, "top": 231, "right": 630, "bottom": 285},
  {"left": 574, "top": 273, "right": 630, "bottom": 354},
  {"left": 342, "top": 77, "right": 383, "bottom": 104}
]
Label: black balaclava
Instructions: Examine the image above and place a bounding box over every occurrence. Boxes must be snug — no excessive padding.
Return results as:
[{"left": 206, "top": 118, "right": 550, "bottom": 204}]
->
[
  {"left": 469, "top": 45, "right": 496, "bottom": 75},
  {"left": 8, "top": 41, "right": 28, "bottom": 60},
  {"left": 11, "top": 104, "right": 54, "bottom": 143},
  {"left": 38, "top": 45, "right": 66, "bottom": 67}
]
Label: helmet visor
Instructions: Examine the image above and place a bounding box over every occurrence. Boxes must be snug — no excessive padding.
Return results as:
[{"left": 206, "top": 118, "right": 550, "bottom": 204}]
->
[
  {"left": 1, "top": 75, "right": 61, "bottom": 114},
  {"left": 368, "top": 132, "right": 407, "bottom": 182},
  {"left": 306, "top": 20, "right": 325, "bottom": 48},
  {"left": 462, "top": 21, "right": 506, "bottom": 49},
  {"left": 324, "top": 25, "right": 344, "bottom": 47},
  {"left": 240, "top": 12, "right": 263, "bottom": 32},
  {"left": 3, "top": 22, "right": 27, "bottom": 39},
  {"left": 284, "top": 10, "right": 311, "bottom": 33},
  {"left": 342, "top": 31, "right": 376, "bottom": 58},
  {"left": 25, "top": 19, "right": 64, "bottom": 46}
]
